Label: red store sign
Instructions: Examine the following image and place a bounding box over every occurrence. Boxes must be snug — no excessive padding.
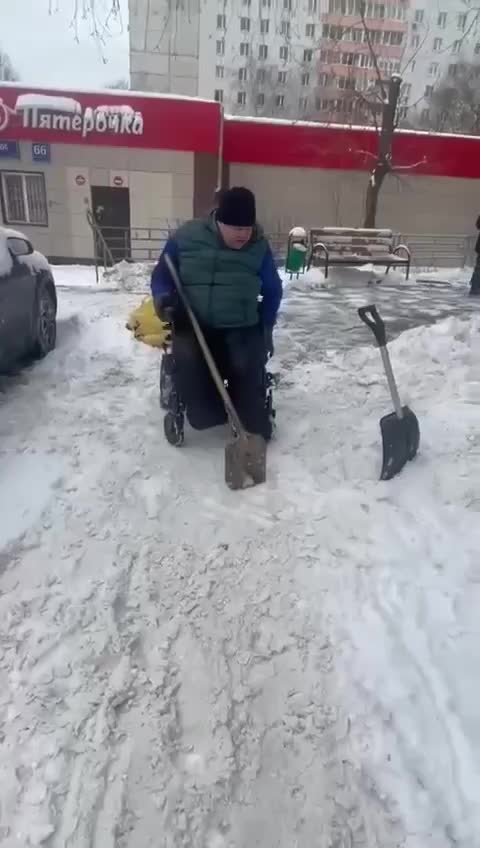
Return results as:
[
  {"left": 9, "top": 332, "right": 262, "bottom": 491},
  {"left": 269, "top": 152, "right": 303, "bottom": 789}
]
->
[{"left": 0, "top": 85, "right": 221, "bottom": 155}]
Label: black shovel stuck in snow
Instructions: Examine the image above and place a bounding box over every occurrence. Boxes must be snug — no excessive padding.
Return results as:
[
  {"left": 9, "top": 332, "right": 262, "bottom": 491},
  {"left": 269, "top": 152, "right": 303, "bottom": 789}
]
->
[
  {"left": 165, "top": 255, "right": 267, "bottom": 491},
  {"left": 358, "top": 305, "right": 420, "bottom": 481}
]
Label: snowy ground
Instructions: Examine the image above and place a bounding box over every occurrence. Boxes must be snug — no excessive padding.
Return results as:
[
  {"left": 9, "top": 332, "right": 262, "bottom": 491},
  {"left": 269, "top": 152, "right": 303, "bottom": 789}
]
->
[{"left": 1, "top": 264, "right": 480, "bottom": 847}]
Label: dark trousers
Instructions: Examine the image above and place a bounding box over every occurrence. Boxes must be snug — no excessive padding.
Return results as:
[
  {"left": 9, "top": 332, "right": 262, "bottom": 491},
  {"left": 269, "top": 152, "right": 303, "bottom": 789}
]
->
[
  {"left": 172, "top": 325, "right": 269, "bottom": 438},
  {"left": 470, "top": 254, "right": 480, "bottom": 294}
]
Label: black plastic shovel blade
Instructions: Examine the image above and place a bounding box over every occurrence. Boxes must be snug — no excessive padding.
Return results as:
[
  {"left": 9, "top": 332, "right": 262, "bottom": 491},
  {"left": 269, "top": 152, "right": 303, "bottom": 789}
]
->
[
  {"left": 379, "top": 405, "right": 420, "bottom": 481},
  {"left": 225, "top": 432, "right": 267, "bottom": 490}
]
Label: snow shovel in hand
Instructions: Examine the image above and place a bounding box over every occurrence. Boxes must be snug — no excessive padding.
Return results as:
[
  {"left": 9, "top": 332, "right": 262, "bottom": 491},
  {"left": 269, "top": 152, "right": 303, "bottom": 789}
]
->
[
  {"left": 165, "top": 255, "right": 267, "bottom": 490},
  {"left": 358, "top": 305, "right": 420, "bottom": 481}
]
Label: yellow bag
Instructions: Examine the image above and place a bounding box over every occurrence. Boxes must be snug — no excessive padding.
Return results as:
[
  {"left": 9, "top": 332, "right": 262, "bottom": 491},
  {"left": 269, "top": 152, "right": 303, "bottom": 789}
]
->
[{"left": 126, "top": 297, "right": 170, "bottom": 349}]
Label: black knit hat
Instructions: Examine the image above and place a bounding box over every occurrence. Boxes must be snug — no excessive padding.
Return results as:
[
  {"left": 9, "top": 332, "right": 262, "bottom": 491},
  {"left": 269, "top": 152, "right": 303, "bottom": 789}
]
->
[{"left": 216, "top": 187, "right": 256, "bottom": 227}]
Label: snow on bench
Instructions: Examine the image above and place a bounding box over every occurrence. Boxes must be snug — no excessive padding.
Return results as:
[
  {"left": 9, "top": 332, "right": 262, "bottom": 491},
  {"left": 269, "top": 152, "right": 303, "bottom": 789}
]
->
[{"left": 307, "top": 227, "right": 411, "bottom": 280}]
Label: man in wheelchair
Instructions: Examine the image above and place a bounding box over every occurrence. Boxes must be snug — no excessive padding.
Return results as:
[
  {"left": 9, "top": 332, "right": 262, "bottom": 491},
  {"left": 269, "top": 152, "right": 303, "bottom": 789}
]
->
[{"left": 151, "top": 187, "right": 283, "bottom": 445}]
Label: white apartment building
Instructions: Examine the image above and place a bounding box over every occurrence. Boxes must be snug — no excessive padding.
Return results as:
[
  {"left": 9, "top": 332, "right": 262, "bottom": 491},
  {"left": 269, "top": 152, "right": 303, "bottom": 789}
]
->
[
  {"left": 129, "top": 0, "right": 480, "bottom": 124},
  {"left": 401, "top": 0, "right": 480, "bottom": 124}
]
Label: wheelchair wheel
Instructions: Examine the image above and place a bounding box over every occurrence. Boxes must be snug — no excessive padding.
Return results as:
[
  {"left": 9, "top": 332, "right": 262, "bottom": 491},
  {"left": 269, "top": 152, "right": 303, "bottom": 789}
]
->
[{"left": 164, "top": 412, "right": 185, "bottom": 447}]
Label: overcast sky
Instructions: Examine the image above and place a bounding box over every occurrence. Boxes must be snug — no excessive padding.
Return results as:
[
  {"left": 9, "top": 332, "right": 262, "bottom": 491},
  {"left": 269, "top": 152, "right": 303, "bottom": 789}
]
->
[{"left": 2, "top": 0, "right": 129, "bottom": 89}]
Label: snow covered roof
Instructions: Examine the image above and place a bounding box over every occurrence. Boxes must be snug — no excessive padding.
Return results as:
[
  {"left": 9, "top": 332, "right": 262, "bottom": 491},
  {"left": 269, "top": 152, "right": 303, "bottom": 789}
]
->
[
  {"left": 0, "top": 226, "right": 29, "bottom": 241},
  {"left": 0, "top": 79, "right": 217, "bottom": 107},
  {"left": 224, "top": 112, "right": 480, "bottom": 143},
  {"left": 16, "top": 94, "right": 82, "bottom": 114}
]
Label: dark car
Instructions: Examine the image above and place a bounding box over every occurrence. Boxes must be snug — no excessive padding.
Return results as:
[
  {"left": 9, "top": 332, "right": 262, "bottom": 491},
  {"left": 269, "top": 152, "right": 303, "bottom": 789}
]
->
[{"left": 0, "top": 227, "right": 57, "bottom": 371}]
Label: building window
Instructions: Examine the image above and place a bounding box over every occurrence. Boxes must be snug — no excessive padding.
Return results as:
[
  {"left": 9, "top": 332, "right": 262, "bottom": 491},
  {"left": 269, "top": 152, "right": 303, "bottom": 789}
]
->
[
  {"left": 214, "top": 89, "right": 223, "bottom": 103},
  {"left": 1, "top": 172, "right": 48, "bottom": 226},
  {"left": 437, "top": 12, "right": 447, "bottom": 28},
  {"left": 429, "top": 62, "right": 438, "bottom": 75},
  {"left": 398, "top": 106, "right": 408, "bottom": 120},
  {"left": 262, "top": 0, "right": 271, "bottom": 6},
  {"left": 301, "top": 72, "right": 310, "bottom": 86},
  {"left": 238, "top": 67, "right": 247, "bottom": 81},
  {"left": 257, "top": 68, "right": 266, "bottom": 82},
  {"left": 424, "top": 84, "right": 433, "bottom": 97},
  {"left": 279, "top": 45, "right": 288, "bottom": 61},
  {"left": 256, "top": 93, "right": 265, "bottom": 107},
  {"left": 476, "top": 42, "right": 480, "bottom": 54},
  {"left": 308, "top": 0, "right": 317, "bottom": 10},
  {"left": 281, "top": 21, "right": 290, "bottom": 36},
  {"left": 216, "top": 39, "right": 225, "bottom": 55},
  {"left": 389, "top": 31, "right": 403, "bottom": 46},
  {"left": 237, "top": 91, "right": 246, "bottom": 106},
  {"left": 283, "top": 0, "right": 292, "bottom": 9},
  {"left": 260, "top": 19, "right": 269, "bottom": 34},
  {"left": 259, "top": 44, "right": 268, "bottom": 59},
  {"left": 306, "top": 24, "right": 315, "bottom": 38},
  {"left": 303, "top": 49, "right": 313, "bottom": 62},
  {"left": 240, "top": 42, "right": 249, "bottom": 56},
  {"left": 278, "top": 70, "right": 287, "bottom": 84},
  {"left": 421, "top": 108, "right": 430, "bottom": 121},
  {"left": 452, "top": 40, "right": 461, "bottom": 54},
  {"left": 318, "top": 72, "right": 329, "bottom": 86},
  {"left": 299, "top": 97, "right": 308, "bottom": 111},
  {"left": 433, "top": 37, "right": 442, "bottom": 51},
  {"left": 275, "top": 94, "right": 285, "bottom": 109},
  {"left": 240, "top": 17, "right": 250, "bottom": 31},
  {"left": 215, "top": 65, "right": 224, "bottom": 79},
  {"left": 414, "top": 10, "right": 424, "bottom": 23},
  {"left": 411, "top": 35, "right": 420, "bottom": 48},
  {"left": 448, "top": 64, "right": 458, "bottom": 77},
  {"left": 457, "top": 13, "right": 467, "bottom": 31},
  {"left": 216, "top": 14, "right": 226, "bottom": 29}
]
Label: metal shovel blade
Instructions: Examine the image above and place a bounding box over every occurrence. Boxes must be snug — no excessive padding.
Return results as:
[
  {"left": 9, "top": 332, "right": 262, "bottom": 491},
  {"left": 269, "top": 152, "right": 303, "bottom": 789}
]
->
[
  {"left": 225, "top": 432, "right": 267, "bottom": 490},
  {"left": 380, "top": 405, "right": 420, "bottom": 481}
]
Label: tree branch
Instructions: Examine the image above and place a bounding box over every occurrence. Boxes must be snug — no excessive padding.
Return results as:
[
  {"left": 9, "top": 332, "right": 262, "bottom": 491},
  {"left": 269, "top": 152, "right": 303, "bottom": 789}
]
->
[
  {"left": 392, "top": 157, "right": 428, "bottom": 172},
  {"left": 359, "top": 1, "right": 386, "bottom": 101}
]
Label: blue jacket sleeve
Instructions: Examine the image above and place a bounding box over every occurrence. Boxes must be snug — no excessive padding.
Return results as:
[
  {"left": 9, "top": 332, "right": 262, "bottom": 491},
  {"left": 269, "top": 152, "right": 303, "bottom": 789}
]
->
[
  {"left": 151, "top": 238, "right": 179, "bottom": 301},
  {"left": 259, "top": 246, "right": 283, "bottom": 327}
]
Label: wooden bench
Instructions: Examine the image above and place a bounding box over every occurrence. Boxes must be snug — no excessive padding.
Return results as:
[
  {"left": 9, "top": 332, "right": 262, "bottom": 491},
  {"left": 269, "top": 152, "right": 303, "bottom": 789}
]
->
[{"left": 307, "top": 227, "right": 411, "bottom": 279}]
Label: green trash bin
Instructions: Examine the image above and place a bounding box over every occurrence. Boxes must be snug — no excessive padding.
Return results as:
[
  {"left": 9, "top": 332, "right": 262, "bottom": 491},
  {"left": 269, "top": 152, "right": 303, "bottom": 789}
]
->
[{"left": 286, "top": 242, "right": 307, "bottom": 275}]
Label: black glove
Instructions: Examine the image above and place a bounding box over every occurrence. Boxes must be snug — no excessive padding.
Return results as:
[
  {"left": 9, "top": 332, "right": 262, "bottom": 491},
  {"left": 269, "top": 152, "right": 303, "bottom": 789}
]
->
[
  {"left": 264, "top": 325, "right": 274, "bottom": 358},
  {"left": 154, "top": 294, "right": 191, "bottom": 332},
  {"left": 153, "top": 294, "right": 175, "bottom": 323},
  {"left": 153, "top": 295, "right": 172, "bottom": 321}
]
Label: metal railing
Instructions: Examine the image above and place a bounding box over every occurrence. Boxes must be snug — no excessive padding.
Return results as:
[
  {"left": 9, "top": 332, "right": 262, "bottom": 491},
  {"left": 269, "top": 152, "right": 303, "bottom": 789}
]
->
[
  {"left": 85, "top": 214, "right": 475, "bottom": 276},
  {"left": 395, "top": 233, "right": 475, "bottom": 270}
]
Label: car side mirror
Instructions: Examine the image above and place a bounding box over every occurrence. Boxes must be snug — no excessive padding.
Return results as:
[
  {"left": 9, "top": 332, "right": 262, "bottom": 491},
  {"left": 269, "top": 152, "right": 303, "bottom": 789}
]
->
[{"left": 7, "top": 237, "right": 34, "bottom": 258}]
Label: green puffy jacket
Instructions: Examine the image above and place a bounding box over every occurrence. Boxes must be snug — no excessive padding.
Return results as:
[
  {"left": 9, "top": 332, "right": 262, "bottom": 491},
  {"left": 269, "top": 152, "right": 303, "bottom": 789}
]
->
[{"left": 175, "top": 215, "right": 268, "bottom": 328}]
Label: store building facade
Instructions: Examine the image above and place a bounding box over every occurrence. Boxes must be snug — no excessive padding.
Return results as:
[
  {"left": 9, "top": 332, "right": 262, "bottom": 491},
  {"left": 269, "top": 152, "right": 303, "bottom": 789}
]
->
[
  {"left": 1, "top": 82, "right": 480, "bottom": 265},
  {"left": 0, "top": 85, "right": 222, "bottom": 262}
]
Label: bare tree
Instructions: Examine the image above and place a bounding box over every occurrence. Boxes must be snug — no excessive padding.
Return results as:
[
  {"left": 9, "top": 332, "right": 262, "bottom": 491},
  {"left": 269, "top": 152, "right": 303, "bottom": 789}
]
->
[
  {"left": 425, "top": 62, "right": 480, "bottom": 134},
  {"left": 106, "top": 77, "right": 130, "bottom": 89},
  {"left": 0, "top": 49, "right": 20, "bottom": 82},
  {"left": 49, "top": 0, "right": 124, "bottom": 44}
]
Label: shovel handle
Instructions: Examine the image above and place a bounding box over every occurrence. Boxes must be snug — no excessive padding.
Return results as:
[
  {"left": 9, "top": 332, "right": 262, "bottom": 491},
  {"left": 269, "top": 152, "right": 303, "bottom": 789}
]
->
[{"left": 358, "top": 305, "right": 387, "bottom": 348}]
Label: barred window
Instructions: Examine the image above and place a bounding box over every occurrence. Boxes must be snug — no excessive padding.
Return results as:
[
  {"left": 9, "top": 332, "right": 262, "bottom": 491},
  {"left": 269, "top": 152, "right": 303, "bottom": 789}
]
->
[{"left": 1, "top": 172, "right": 48, "bottom": 226}]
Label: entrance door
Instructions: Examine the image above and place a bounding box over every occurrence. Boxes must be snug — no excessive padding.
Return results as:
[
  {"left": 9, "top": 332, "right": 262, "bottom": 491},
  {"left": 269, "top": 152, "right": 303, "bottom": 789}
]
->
[{"left": 91, "top": 186, "right": 131, "bottom": 264}]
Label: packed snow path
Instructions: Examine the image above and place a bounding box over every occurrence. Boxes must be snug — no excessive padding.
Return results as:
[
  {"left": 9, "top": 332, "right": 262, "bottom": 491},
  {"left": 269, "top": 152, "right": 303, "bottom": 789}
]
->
[{"left": 1, "top": 275, "right": 480, "bottom": 847}]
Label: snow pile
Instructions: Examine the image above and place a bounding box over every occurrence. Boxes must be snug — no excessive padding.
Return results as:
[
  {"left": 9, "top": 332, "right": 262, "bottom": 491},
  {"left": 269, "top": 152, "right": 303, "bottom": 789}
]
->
[
  {"left": 102, "top": 259, "right": 154, "bottom": 292},
  {"left": 15, "top": 94, "right": 81, "bottom": 114},
  {"left": 96, "top": 104, "right": 135, "bottom": 115},
  {"left": 18, "top": 251, "right": 51, "bottom": 275},
  {"left": 1, "top": 293, "right": 480, "bottom": 846}
]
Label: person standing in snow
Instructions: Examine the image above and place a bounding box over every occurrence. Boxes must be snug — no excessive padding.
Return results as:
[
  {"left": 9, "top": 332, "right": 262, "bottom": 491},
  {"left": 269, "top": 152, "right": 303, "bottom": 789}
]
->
[
  {"left": 151, "top": 187, "right": 282, "bottom": 440},
  {"left": 469, "top": 215, "right": 480, "bottom": 296}
]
